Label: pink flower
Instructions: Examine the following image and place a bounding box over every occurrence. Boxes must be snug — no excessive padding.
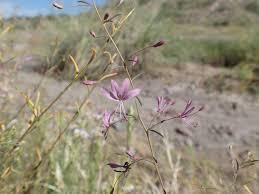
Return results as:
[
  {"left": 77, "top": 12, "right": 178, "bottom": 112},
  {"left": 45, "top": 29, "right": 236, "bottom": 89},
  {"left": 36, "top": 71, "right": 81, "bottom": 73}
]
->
[
  {"left": 102, "top": 110, "right": 114, "bottom": 139},
  {"left": 179, "top": 100, "right": 203, "bottom": 119},
  {"left": 101, "top": 78, "right": 140, "bottom": 117},
  {"left": 101, "top": 78, "right": 140, "bottom": 102},
  {"left": 178, "top": 100, "right": 203, "bottom": 128},
  {"left": 156, "top": 96, "right": 175, "bottom": 113}
]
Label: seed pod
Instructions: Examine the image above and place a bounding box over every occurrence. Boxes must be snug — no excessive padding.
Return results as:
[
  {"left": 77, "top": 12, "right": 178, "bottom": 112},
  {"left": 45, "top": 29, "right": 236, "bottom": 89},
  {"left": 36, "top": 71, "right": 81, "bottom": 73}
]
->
[
  {"left": 77, "top": 0, "right": 91, "bottom": 6},
  {"left": 52, "top": 2, "right": 63, "bottom": 9}
]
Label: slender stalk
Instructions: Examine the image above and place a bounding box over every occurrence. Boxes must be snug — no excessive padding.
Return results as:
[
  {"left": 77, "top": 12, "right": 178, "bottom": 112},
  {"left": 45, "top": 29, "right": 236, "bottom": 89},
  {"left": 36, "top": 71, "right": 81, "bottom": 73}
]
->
[
  {"left": 127, "top": 45, "right": 151, "bottom": 59},
  {"left": 92, "top": 1, "right": 166, "bottom": 192},
  {"left": 137, "top": 107, "right": 166, "bottom": 192},
  {"left": 148, "top": 115, "right": 179, "bottom": 131}
]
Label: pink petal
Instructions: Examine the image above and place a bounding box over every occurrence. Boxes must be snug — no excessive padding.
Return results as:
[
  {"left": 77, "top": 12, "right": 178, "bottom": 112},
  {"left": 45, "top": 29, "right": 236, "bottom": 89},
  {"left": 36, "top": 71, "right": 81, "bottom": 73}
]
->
[
  {"left": 126, "top": 88, "right": 141, "bottom": 100},
  {"left": 111, "top": 80, "right": 119, "bottom": 93},
  {"left": 101, "top": 88, "right": 119, "bottom": 101},
  {"left": 120, "top": 78, "right": 130, "bottom": 97}
]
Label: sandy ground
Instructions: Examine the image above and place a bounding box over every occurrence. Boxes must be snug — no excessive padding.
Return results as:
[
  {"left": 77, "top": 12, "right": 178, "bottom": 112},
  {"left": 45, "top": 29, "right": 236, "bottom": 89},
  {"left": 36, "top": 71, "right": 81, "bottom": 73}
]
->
[{"left": 1, "top": 62, "right": 259, "bottom": 161}]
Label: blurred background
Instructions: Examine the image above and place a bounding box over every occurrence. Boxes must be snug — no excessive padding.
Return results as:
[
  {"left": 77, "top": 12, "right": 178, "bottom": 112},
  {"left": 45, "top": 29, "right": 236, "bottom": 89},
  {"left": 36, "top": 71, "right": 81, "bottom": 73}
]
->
[{"left": 0, "top": 0, "right": 259, "bottom": 193}]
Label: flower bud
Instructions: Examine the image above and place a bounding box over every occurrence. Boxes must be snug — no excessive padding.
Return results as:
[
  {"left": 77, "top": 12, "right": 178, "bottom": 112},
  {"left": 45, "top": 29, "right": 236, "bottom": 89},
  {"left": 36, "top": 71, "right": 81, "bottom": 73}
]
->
[
  {"left": 82, "top": 80, "right": 97, "bottom": 85},
  {"left": 89, "top": 30, "right": 96, "bottom": 38},
  {"left": 152, "top": 40, "right": 165, "bottom": 48},
  {"left": 130, "top": 56, "right": 138, "bottom": 66},
  {"left": 103, "top": 13, "right": 110, "bottom": 21}
]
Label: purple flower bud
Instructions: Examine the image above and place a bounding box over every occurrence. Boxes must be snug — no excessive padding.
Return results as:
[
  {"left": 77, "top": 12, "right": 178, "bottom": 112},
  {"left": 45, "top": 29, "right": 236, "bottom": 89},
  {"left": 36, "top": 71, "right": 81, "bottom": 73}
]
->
[
  {"left": 152, "top": 40, "right": 165, "bottom": 48},
  {"left": 103, "top": 13, "right": 110, "bottom": 21},
  {"left": 89, "top": 30, "right": 96, "bottom": 38},
  {"left": 82, "top": 80, "right": 98, "bottom": 86},
  {"left": 101, "top": 110, "right": 114, "bottom": 139},
  {"left": 107, "top": 162, "right": 124, "bottom": 169},
  {"left": 130, "top": 56, "right": 139, "bottom": 66}
]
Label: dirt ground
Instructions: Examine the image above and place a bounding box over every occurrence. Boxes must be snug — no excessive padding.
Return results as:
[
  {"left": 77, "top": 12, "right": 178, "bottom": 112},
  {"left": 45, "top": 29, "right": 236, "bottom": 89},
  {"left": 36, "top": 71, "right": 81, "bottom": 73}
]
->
[{"left": 1, "top": 60, "right": 259, "bottom": 162}]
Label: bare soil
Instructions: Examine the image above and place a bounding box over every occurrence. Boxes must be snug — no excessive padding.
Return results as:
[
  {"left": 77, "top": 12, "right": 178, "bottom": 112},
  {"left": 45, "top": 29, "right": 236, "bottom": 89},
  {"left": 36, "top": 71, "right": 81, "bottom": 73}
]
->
[{"left": 2, "top": 61, "right": 259, "bottom": 161}]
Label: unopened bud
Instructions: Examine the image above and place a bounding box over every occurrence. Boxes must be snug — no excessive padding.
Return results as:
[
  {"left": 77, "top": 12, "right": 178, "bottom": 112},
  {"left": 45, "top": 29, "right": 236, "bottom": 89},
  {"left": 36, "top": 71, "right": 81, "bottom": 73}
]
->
[
  {"left": 82, "top": 80, "right": 98, "bottom": 86},
  {"left": 152, "top": 40, "right": 165, "bottom": 48},
  {"left": 129, "top": 56, "right": 138, "bottom": 66},
  {"left": 89, "top": 30, "right": 96, "bottom": 38},
  {"left": 103, "top": 13, "right": 110, "bottom": 21}
]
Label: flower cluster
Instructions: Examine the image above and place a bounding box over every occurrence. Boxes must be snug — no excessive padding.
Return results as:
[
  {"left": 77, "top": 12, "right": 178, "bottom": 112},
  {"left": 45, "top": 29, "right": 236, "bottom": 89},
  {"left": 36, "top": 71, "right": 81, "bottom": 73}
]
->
[{"left": 100, "top": 78, "right": 141, "bottom": 138}]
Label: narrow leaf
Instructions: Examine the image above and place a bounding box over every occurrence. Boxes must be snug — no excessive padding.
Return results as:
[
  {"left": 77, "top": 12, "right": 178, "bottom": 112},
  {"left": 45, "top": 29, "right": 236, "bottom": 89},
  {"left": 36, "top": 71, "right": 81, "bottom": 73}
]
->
[
  {"left": 103, "top": 51, "right": 113, "bottom": 64},
  {"left": 149, "top": 129, "right": 164, "bottom": 138},
  {"left": 100, "top": 73, "right": 118, "bottom": 81},
  {"left": 118, "top": 8, "right": 134, "bottom": 26},
  {"left": 87, "top": 48, "right": 96, "bottom": 65}
]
